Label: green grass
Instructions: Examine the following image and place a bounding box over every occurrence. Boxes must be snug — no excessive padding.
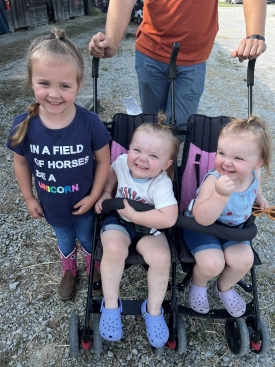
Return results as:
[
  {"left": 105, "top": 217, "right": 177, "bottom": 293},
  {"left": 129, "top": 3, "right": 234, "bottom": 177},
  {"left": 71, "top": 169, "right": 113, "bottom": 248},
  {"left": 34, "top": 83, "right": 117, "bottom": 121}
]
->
[{"left": 218, "top": 1, "right": 241, "bottom": 7}]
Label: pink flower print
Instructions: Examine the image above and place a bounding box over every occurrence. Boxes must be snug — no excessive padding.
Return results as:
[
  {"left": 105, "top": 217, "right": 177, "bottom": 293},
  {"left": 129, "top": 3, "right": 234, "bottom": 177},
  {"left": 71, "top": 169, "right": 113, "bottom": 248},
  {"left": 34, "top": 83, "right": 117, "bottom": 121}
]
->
[{"left": 222, "top": 208, "right": 235, "bottom": 217}]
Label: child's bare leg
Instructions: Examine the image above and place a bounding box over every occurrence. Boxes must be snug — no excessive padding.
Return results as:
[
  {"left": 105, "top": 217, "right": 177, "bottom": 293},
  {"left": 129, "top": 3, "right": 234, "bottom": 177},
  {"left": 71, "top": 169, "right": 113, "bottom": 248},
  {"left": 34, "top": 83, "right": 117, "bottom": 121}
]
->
[
  {"left": 136, "top": 233, "right": 170, "bottom": 316},
  {"left": 193, "top": 249, "right": 225, "bottom": 286},
  {"left": 101, "top": 230, "right": 131, "bottom": 308},
  {"left": 218, "top": 243, "right": 254, "bottom": 291}
]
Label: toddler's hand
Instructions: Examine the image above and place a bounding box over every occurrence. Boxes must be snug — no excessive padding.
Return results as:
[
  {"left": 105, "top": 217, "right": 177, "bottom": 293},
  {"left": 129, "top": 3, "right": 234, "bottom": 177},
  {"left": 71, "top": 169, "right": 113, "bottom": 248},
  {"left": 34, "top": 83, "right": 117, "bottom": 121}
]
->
[
  {"left": 72, "top": 195, "right": 94, "bottom": 215},
  {"left": 255, "top": 194, "right": 268, "bottom": 210},
  {"left": 95, "top": 192, "right": 112, "bottom": 214},
  {"left": 215, "top": 175, "right": 235, "bottom": 197},
  {"left": 117, "top": 199, "right": 136, "bottom": 221},
  {"left": 25, "top": 197, "right": 43, "bottom": 219}
]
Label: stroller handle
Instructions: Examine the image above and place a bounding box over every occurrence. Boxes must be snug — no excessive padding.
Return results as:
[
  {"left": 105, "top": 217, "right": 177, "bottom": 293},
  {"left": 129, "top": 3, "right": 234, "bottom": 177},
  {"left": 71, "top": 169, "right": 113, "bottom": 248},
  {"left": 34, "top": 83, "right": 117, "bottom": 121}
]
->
[
  {"left": 92, "top": 57, "right": 99, "bottom": 113},
  {"left": 247, "top": 59, "right": 256, "bottom": 87},
  {"left": 169, "top": 42, "right": 180, "bottom": 81},
  {"left": 92, "top": 57, "right": 99, "bottom": 78},
  {"left": 247, "top": 59, "right": 256, "bottom": 116}
]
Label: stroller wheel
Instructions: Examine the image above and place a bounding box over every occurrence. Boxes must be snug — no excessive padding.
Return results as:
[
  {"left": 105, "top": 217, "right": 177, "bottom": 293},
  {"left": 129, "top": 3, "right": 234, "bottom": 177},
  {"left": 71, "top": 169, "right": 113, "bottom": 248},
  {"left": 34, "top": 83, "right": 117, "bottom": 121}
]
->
[
  {"left": 246, "top": 316, "right": 271, "bottom": 355},
  {"left": 92, "top": 314, "right": 103, "bottom": 356},
  {"left": 176, "top": 315, "right": 187, "bottom": 354},
  {"left": 225, "top": 318, "right": 250, "bottom": 356},
  {"left": 69, "top": 314, "right": 81, "bottom": 357}
]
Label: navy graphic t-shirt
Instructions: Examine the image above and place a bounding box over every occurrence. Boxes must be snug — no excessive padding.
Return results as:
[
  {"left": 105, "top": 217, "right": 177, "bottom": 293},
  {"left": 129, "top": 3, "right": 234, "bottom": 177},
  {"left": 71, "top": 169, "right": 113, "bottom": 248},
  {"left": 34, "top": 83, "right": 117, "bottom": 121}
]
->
[{"left": 6, "top": 104, "right": 111, "bottom": 226}]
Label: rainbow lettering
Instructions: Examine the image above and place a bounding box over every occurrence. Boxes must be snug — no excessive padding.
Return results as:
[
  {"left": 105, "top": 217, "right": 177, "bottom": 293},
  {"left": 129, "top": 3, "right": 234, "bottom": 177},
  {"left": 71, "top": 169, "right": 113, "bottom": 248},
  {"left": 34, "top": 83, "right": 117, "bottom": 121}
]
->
[{"left": 38, "top": 181, "right": 79, "bottom": 193}]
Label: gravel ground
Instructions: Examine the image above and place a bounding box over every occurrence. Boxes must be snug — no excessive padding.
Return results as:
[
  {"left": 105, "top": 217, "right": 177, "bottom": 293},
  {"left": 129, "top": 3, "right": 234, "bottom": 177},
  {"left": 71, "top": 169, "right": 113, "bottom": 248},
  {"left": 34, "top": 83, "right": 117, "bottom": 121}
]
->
[{"left": 1, "top": 6, "right": 275, "bottom": 367}]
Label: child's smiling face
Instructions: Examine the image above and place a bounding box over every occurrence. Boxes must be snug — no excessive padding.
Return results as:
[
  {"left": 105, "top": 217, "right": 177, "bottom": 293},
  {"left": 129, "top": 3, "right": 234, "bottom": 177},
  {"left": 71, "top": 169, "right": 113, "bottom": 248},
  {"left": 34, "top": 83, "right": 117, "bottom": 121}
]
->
[
  {"left": 127, "top": 130, "right": 173, "bottom": 179},
  {"left": 215, "top": 133, "right": 263, "bottom": 184},
  {"left": 31, "top": 56, "right": 80, "bottom": 126}
]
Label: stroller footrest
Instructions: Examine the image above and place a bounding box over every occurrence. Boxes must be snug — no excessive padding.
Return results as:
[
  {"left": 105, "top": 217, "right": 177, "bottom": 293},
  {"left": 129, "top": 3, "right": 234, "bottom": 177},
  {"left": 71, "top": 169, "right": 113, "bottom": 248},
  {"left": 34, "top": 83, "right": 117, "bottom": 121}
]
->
[{"left": 178, "top": 301, "right": 256, "bottom": 319}]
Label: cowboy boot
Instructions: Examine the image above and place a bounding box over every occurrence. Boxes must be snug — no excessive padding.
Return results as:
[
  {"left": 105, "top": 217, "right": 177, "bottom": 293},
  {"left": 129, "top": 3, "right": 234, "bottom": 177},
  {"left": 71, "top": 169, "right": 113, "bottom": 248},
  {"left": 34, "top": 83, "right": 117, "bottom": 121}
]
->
[
  {"left": 58, "top": 246, "right": 77, "bottom": 301},
  {"left": 81, "top": 246, "right": 102, "bottom": 295}
]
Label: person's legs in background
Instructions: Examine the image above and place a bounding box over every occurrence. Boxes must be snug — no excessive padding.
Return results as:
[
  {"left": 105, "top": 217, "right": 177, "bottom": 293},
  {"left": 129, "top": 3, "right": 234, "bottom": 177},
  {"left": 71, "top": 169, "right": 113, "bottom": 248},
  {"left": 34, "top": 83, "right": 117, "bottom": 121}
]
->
[
  {"left": 135, "top": 50, "right": 206, "bottom": 127},
  {"left": 166, "top": 62, "right": 206, "bottom": 127},
  {"left": 135, "top": 50, "right": 169, "bottom": 115}
]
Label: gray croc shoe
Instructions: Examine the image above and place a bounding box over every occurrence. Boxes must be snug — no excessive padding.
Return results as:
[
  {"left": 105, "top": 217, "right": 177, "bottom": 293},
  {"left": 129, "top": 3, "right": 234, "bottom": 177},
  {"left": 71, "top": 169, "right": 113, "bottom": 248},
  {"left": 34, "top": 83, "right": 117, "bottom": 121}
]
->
[
  {"left": 188, "top": 279, "right": 210, "bottom": 314},
  {"left": 214, "top": 280, "right": 246, "bottom": 317}
]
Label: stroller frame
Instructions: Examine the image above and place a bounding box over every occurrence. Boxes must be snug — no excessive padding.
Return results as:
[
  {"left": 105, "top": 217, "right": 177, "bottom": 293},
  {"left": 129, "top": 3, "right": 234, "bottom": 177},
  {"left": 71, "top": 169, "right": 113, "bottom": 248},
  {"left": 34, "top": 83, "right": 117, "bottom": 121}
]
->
[
  {"left": 69, "top": 55, "right": 271, "bottom": 358},
  {"left": 69, "top": 46, "right": 184, "bottom": 357},
  {"left": 174, "top": 59, "right": 270, "bottom": 356}
]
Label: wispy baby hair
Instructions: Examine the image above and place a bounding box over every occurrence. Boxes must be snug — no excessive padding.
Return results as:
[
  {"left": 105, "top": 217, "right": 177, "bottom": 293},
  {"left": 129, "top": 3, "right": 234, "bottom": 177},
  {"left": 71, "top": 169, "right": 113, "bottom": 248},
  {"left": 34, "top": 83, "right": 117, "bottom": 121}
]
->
[
  {"left": 219, "top": 115, "right": 273, "bottom": 174},
  {"left": 10, "top": 28, "right": 84, "bottom": 147},
  {"left": 132, "top": 112, "right": 180, "bottom": 179}
]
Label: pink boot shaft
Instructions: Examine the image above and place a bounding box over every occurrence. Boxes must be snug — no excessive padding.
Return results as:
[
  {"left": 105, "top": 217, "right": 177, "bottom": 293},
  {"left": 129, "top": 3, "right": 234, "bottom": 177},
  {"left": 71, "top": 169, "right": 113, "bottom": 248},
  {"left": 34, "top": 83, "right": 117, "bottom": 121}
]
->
[
  {"left": 59, "top": 246, "right": 77, "bottom": 277},
  {"left": 81, "top": 245, "right": 100, "bottom": 275}
]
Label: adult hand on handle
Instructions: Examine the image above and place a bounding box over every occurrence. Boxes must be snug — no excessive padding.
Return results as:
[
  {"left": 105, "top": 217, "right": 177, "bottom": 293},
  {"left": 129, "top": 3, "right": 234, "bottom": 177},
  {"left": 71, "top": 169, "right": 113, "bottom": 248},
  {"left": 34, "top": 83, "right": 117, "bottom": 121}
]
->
[
  {"left": 89, "top": 32, "right": 117, "bottom": 59},
  {"left": 231, "top": 37, "right": 266, "bottom": 63}
]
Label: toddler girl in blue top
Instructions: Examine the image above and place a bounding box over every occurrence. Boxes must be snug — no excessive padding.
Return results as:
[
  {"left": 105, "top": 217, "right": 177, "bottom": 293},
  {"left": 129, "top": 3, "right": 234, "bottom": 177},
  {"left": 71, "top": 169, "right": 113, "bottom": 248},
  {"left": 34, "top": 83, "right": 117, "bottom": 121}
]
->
[
  {"left": 6, "top": 28, "right": 111, "bottom": 301},
  {"left": 183, "top": 116, "right": 272, "bottom": 317}
]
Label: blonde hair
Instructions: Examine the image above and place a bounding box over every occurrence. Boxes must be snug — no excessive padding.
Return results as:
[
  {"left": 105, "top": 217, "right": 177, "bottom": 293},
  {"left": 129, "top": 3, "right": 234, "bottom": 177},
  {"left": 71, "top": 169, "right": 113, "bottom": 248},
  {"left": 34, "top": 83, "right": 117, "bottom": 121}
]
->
[
  {"left": 131, "top": 112, "right": 180, "bottom": 180},
  {"left": 10, "top": 28, "right": 84, "bottom": 147},
  {"left": 219, "top": 116, "right": 273, "bottom": 174}
]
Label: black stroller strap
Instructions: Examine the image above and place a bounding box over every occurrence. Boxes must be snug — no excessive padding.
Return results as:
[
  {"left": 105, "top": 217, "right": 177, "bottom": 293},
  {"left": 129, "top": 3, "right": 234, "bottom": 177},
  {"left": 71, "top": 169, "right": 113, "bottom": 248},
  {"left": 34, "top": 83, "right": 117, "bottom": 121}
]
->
[
  {"left": 195, "top": 153, "right": 201, "bottom": 189},
  {"left": 109, "top": 211, "right": 163, "bottom": 237}
]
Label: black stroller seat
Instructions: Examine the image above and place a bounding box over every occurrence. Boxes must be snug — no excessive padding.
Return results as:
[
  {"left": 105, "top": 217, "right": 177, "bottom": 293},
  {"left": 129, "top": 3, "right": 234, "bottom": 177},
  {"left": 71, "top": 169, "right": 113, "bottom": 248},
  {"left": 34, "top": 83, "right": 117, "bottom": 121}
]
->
[{"left": 174, "top": 91, "right": 271, "bottom": 356}]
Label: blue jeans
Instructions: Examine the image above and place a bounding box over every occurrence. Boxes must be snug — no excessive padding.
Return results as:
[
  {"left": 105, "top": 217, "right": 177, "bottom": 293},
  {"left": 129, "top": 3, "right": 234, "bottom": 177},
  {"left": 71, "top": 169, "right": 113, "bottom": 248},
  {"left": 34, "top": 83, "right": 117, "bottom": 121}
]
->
[
  {"left": 135, "top": 50, "right": 206, "bottom": 127},
  {"left": 51, "top": 214, "right": 94, "bottom": 256}
]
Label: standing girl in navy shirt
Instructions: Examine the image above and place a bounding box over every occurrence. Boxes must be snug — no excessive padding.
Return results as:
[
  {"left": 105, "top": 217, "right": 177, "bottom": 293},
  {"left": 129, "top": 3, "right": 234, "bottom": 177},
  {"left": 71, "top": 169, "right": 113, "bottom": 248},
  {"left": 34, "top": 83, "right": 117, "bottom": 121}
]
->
[{"left": 6, "top": 28, "right": 111, "bottom": 301}]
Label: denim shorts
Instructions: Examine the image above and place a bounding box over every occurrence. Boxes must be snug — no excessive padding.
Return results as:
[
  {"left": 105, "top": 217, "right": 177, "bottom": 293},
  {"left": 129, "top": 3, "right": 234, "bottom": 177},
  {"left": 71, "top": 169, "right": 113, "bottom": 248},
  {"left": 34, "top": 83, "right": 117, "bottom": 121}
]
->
[
  {"left": 182, "top": 228, "right": 250, "bottom": 255},
  {"left": 100, "top": 215, "right": 135, "bottom": 241}
]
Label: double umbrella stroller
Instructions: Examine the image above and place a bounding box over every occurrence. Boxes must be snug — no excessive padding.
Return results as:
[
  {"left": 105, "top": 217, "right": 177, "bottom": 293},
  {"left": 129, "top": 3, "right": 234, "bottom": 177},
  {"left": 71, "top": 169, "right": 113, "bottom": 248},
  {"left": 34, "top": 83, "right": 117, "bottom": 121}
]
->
[{"left": 69, "top": 47, "right": 271, "bottom": 358}]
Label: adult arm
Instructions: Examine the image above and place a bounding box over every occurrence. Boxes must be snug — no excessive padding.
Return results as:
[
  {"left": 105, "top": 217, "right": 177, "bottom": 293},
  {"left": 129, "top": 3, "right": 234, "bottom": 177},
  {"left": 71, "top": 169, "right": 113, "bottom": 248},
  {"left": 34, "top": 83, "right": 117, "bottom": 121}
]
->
[
  {"left": 13, "top": 152, "right": 43, "bottom": 218},
  {"left": 89, "top": 0, "right": 135, "bottom": 58},
  {"left": 73, "top": 144, "right": 110, "bottom": 214},
  {"left": 231, "top": 0, "right": 267, "bottom": 62}
]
